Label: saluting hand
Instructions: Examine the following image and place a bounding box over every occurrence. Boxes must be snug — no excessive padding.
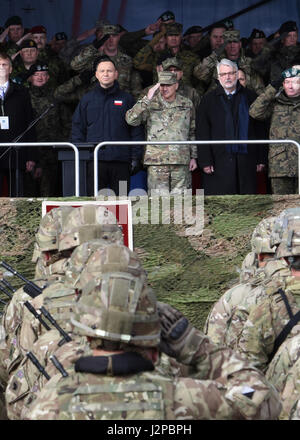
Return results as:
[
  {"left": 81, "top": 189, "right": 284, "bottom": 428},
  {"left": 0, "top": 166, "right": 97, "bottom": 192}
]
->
[{"left": 147, "top": 83, "right": 160, "bottom": 100}]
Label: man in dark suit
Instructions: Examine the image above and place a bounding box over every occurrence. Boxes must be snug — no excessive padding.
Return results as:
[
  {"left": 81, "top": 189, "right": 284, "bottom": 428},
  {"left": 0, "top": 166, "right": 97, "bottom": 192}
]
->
[
  {"left": 0, "top": 51, "right": 36, "bottom": 196},
  {"left": 196, "top": 58, "right": 267, "bottom": 195}
]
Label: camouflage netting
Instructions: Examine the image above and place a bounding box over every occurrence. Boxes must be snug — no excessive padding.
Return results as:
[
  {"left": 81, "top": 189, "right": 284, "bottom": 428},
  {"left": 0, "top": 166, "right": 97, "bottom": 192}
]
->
[{"left": 0, "top": 195, "right": 300, "bottom": 330}]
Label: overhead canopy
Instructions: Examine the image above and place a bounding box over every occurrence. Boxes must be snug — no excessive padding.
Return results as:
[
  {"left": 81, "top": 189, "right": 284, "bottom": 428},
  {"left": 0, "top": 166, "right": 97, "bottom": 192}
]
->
[{"left": 2, "top": 0, "right": 300, "bottom": 42}]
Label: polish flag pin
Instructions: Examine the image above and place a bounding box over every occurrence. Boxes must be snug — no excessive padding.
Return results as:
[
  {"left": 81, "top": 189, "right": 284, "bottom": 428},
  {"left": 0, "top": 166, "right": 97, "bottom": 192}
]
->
[{"left": 114, "top": 100, "right": 123, "bottom": 106}]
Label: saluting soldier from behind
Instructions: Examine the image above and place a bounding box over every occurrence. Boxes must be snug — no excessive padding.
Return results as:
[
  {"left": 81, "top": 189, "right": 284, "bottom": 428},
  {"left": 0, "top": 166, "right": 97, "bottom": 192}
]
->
[{"left": 249, "top": 66, "right": 300, "bottom": 194}]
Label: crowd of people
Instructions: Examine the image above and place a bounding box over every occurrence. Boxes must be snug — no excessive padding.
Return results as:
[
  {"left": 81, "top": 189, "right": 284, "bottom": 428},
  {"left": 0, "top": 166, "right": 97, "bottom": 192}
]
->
[
  {"left": 0, "top": 11, "right": 299, "bottom": 197},
  {"left": 0, "top": 204, "right": 299, "bottom": 420}
]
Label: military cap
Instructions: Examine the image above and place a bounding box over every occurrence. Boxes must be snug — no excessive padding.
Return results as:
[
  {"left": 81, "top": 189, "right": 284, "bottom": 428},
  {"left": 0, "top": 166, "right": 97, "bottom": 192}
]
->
[
  {"left": 5, "top": 15, "right": 23, "bottom": 27},
  {"left": 30, "top": 25, "right": 47, "bottom": 34},
  {"left": 95, "top": 19, "right": 110, "bottom": 30},
  {"left": 162, "top": 56, "right": 182, "bottom": 71},
  {"left": 165, "top": 22, "right": 183, "bottom": 36},
  {"left": 30, "top": 63, "right": 49, "bottom": 74},
  {"left": 183, "top": 25, "right": 203, "bottom": 37},
  {"left": 282, "top": 66, "right": 300, "bottom": 79},
  {"left": 158, "top": 71, "right": 178, "bottom": 85},
  {"left": 279, "top": 21, "right": 298, "bottom": 35},
  {"left": 249, "top": 28, "right": 266, "bottom": 40},
  {"left": 102, "top": 24, "right": 120, "bottom": 35},
  {"left": 158, "top": 10, "right": 175, "bottom": 22},
  {"left": 224, "top": 29, "right": 240, "bottom": 42},
  {"left": 55, "top": 32, "right": 67, "bottom": 41},
  {"left": 20, "top": 39, "right": 38, "bottom": 50}
]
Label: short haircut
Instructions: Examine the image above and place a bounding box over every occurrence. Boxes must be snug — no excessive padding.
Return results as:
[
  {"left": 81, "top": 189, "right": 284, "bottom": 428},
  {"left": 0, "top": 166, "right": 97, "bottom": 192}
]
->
[
  {"left": 217, "top": 58, "right": 238, "bottom": 74},
  {"left": 93, "top": 55, "right": 117, "bottom": 72},
  {"left": 0, "top": 52, "right": 12, "bottom": 66},
  {"left": 209, "top": 24, "right": 227, "bottom": 35}
]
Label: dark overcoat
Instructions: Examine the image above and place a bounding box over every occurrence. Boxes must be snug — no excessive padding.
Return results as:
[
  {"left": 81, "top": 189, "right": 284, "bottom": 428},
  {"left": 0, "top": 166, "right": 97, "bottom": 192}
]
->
[{"left": 196, "top": 82, "right": 267, "bottom": 195}]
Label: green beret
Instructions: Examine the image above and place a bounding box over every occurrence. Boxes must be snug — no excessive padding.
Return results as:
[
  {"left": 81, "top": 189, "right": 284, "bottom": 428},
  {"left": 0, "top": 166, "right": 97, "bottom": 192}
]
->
[{"left": 282, "top": 67, "right": 300, "bottom": 79}]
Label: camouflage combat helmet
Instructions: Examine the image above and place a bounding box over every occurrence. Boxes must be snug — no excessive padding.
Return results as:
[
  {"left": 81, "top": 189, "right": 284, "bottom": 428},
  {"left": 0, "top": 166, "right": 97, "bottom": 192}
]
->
[
  {"left": 64, "top": 238, "right": 113, "bottom": 287},
  {"left": 33, "top": 206, "right": 75, "bottom": 278},
  {"left": 271, "top": 208, "right": 300, "bottom": 258},
  {"left": 70, "top": 244, "right": 160, "bottom": 348},
  {"left": 58, "top": 205, "right": 123, "bottom": 252},
  {"left": 250, "top": 216, "right": 278, "bottom": 254}
]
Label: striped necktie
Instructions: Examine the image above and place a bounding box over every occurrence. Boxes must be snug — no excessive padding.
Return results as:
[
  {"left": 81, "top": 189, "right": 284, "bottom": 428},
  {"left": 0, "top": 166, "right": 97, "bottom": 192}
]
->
[{"left": 0, "top": 86, "right": 5, "bottom": 101}]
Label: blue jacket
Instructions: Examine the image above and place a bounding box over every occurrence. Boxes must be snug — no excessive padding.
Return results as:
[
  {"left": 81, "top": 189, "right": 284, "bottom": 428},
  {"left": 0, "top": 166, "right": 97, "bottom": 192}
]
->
[{"left": 71, "top": 81, "right": 144, "bottom": 162}]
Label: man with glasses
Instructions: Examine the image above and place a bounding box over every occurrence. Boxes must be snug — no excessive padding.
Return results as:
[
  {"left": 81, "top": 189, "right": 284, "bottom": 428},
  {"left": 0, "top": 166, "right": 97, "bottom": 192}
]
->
[{"left": 196, "top": 58, "right": 266, "bottom": 195}]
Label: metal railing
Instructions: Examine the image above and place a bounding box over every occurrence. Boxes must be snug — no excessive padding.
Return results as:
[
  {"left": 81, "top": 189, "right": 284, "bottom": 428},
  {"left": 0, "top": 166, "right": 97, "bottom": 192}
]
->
[
  {"left": 0, "top": 142, "right": 80, "bottom": 196},
  {"left": 94, "top": 140, "right": 300, "bottom": 196}
]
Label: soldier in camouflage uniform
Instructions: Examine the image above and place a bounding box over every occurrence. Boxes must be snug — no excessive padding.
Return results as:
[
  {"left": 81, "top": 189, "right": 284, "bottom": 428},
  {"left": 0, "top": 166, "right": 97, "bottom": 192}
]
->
[
  {"left": 70, "top": 24, "right": 142, "bottom": 101},
  {"left": 204, "top": 216, "right": 285, "bottom": 346},
  {"left": 26, "top": 260, "right": 281, "bottom": 420},
  {"left": 5, "top": 238, "right": 126, "bottom": 420},
  {"left": 193, "top": 30, "right": 265, "bottom": 96},
  {"left": 1, "top": 16, "right": 25, "bottom": 58},
  {"left": 265, "top": 332, "right": 300, "bottom": 419},
  {"left": 126, "top": 71, "right": 197, "bottom": 194},
  {"left": 251, "top": 21, "right": 300, "bottom": 86},
  {"left": 0, "top": 205, "right": 123, "bottom": 389},
  {"left": 25, "top": 63, "right": 66, "bottom": 197},
  {"left": 134, "top": 23, "right": 202, "bottom": 93},
  {"left": 141, "top": 56, "right": 201, "bottom": 110},
  {"left": 249, "top": 66, "right": 300, "bottom": 194},
  {"left": 232, "top": 208, "right": 300, "bottom": 372}
]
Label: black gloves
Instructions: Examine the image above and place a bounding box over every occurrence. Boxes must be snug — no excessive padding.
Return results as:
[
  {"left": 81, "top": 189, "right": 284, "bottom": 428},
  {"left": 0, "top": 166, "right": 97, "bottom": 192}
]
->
[{"left": 157, "top": 301, "right": 194, "bottom": 358}]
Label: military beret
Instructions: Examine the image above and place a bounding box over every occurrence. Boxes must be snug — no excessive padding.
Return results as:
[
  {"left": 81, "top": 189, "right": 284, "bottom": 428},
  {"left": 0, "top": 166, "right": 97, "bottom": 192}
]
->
[
  {"left": 165, "top": 23, "right": 183, "bottom": 36},
  {"left": 279, "top": 21, "right": 298, "bottom": 35},
  {"left": 158, "top": 11, "right": 175, "bottom": 22},
  {"left": 55, "top": 32, "right": 67, "bottom": 41},
  {"left": 5, "top": 15, "right": 23, "bottom": 27},
  {"left": 30, "top": 63, "right": 49, "bottom": 74},
  {"left": 183, "top": 26, "right": 203, "bottom": 37},
  {"left": 30, "top": 25, "right": 47, "bottom": 34},
  {"left": 20, "top": 39, "right": 38, "bottom": 50},
  {"left": 249, "top": 28, "right": 266, "bottom": 40},
  {"left": 158, "top": 71, "right": 178, "bottom": 85},
  {"left": 224, "top": 29, "right": 240, "bottom": 42},
  {"left": 162, "top": 57, "right": 182, "bottom": 70},
  {"left": 102, "top": 24, "right": 120, "bottom": 35},
  {"left": 282, "top": 66, "right": 300, "bottom": 79}
]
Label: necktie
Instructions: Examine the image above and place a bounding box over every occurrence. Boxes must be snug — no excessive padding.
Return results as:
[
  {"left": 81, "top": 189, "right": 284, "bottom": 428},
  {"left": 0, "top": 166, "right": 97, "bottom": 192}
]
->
[{"left": 0, "top": 86, "right": 5, "bottom": 101}]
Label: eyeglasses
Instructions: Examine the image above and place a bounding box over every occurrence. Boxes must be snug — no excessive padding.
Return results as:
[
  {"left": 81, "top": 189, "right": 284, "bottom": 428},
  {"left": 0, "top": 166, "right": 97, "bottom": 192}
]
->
[{"left": 218, "top": 71, "right": 237, "bottom": 77}]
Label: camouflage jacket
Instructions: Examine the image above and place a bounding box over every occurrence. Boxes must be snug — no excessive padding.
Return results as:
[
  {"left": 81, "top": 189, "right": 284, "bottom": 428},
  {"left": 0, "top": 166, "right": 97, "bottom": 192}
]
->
[
  {"left": 27, "top": 329, "right": 281, "bottom": 420},
  {"left": 204, "top": 259, "right": 290, "bottom": 347},
  {"left": 251, "top": 43, "right": 300, "bottom": 83},
  {"left": 126, "top": 92, "right": 197, "bottom": 164},
  {"left": 266, "top": 333, "right": 300, "bottom": 419},
  {"left": 29, "top": 83, "right": 65, "bottom": 148},
  {"left": 249, "top": 84, "right": 300, "bottom": 177},
  {"left": 193, "top": 48, "right": 265, "bottom": 96},
  {"left": 235, "top": 275, "right": 300, "bottom": 372},
  {"left": 54, "top": 74, "right": 98, "bottom": 105},
  {"left": 70, "top": 46, "right": 142, "bottom": 100}
]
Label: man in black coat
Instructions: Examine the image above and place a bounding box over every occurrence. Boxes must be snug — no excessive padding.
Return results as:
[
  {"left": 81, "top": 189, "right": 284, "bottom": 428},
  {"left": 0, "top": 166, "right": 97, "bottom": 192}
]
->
[
  {"left": 196, "top": 58, "right": 267, "bottom": 195},
  {"left": 71, "top": 55, "right": 144, "bottom": 196},
  {"left": 0, "top": 51, "right": 36, "bottom": 196}
]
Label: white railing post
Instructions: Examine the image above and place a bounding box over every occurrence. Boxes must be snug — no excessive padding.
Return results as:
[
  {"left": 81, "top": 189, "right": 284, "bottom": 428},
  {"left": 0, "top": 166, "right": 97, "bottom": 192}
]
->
[
  {"left": 94, "top": 140, "right": 300, "bottom": 197},
  {"left": 0, "top": 142, "right": 80, "bottom": 196}
]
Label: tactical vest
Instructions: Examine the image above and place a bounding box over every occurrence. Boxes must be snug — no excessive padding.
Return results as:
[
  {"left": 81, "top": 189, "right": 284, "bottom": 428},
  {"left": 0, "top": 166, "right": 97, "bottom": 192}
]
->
[{"left": 56, "top": 371, "right": 175, "bottom": 420}]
